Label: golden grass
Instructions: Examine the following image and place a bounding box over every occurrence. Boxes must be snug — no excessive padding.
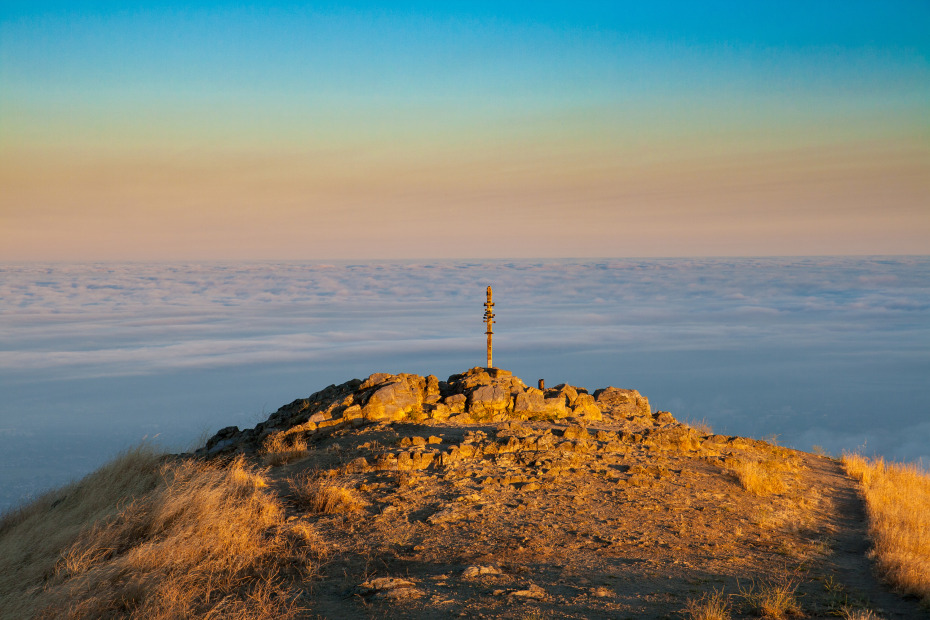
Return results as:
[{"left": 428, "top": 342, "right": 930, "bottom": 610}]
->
[
  {"left": 0, "top": 446, "right": 321, "bottom": 619},
  {"left": 840, "top": 608, "right": 885, "bottom": 620},
  {"left": 737, "top": 577, "right": 801, "bottom": 619},
  {"left": 842, "top": 453, "right": 930, "bottom": 603},
  {"left": 289, "top": 473, "right": 365, "bottom": 515},
  {"left": 683, "top": 588, "right": 731, "bottom": 620},
  {"left": 685, "top": 418, "right": 714, "bottom": 435},
  {"left": 260, "top": 431, "right": 309, "bottom": 466},
  {"left": 728, "top": 458, "right": 790, "bottom": 496}
]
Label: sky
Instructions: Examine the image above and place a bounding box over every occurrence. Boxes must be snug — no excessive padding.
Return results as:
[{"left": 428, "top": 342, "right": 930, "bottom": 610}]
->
[{"left": 1, "top": 1, "right": 928, "bottom": 260}]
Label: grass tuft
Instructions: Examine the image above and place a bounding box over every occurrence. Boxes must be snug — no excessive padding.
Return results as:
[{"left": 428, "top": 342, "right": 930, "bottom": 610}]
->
[
  {"left": 683, "top": 588, "right": 731, "bottom": 620},
  {"left": 737, "top": 577, "right": 802, "bottom": 619},
  {"left": 261, "top": 432, "right": 309, "bottom": 466},
  {"left": 728, "top": 458, "right": 789, "bottom": 496},
  {"left": 842, "top": 453, "right": 930, "bottom": 603},
  {"left": 289, "top": 473, "right": 365, "bottom": 515}
]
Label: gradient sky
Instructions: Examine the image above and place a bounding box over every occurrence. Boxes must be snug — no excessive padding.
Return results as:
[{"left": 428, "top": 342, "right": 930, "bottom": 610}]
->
[{"left": 1, "top": 1, "right": 928, "bottom": 260}]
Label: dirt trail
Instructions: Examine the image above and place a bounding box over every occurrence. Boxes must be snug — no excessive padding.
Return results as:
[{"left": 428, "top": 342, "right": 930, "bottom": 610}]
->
[{"left": 266, "top": 421, "right": 926, "bottom": 618}]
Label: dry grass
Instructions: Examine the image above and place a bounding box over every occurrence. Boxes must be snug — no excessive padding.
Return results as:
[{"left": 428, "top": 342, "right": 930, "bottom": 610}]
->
[
  {"left": 685, "top": 418, "right": 714, "bottom": 435},
  {"left": 289, "top": 473, "right": 365, "bottom": 515},
  {"left": 842, "top": 453, "right": 930, "bottom": 603},
  {"left": 728, "top": 458, "right": 790, "bottom": 496},
  {"left": 840, "top": 608, "right": 885, "bottom": 620},
  {"left": 683, "top": 588, "right": 731, "bottom": 620},
  {"left": 0, "top": 446, "right": 321, "bottom": 619},
  {"left": 260, "top": 431, "right": 309, "bottom": 466},
  {"left": 737, "top": 577, "right": 802, "bottom": 619}
]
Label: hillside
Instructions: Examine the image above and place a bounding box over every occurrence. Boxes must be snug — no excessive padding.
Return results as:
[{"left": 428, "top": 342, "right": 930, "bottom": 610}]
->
[{"left": 1, "top": 367, "right": 926, "bottom": 619}]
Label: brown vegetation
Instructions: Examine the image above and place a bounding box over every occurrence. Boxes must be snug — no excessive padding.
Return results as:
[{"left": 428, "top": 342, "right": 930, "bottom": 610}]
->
[
  {"left": 260, "top": 431, "right": 309, "bottom": 466},
  {"left": 683, "top": 588, "right": 731, "bottom": 620},
  {"left": 0, "top": 447, "right": 321, "bottom": 619},
  {"left": 842, "top": 453, "right": 930, "bottom": 603}
]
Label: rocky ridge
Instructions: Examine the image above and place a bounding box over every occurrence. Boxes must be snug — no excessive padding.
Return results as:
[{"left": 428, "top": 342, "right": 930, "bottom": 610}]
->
[
  {"left": 200, "top": 366, "right": 658, "bottom": 458},
  {"left": 190, "top": 368, "right": 921, "bottom": 619}
]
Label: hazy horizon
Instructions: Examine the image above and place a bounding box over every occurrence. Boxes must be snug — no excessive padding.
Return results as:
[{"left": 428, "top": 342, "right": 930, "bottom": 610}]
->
[
  {"left": 2, "top": 2, "right": 928, "bottom": 261},
  {"left": 2, "top": 256, "right": 929, "bottom": 512}
]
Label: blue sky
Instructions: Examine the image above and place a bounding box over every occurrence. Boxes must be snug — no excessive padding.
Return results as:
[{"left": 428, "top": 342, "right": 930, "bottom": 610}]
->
[{"left": 1, "top": 1, "right": 928, "bottom": 259}]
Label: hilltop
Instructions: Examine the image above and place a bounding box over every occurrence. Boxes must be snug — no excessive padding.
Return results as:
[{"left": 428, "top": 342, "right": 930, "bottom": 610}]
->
[{"left": 1, "top": 368, "right": 926, "bottom": 619}]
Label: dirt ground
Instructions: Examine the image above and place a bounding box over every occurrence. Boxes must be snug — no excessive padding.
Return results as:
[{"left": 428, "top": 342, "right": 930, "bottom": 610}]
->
[{"left": 235, "top": 390, "right": 927, "bottom": 619}]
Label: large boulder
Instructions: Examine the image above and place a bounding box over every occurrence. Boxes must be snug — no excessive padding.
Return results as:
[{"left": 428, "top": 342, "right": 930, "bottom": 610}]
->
[
  {"left": 468, "top": 385, "right": 513, "bottom": 418},
  {"left": 360, "top": 376, "right": 423, "bottom": 421},
  {"left": 593, "top": 387, "right": 650, "bottom": 417}
]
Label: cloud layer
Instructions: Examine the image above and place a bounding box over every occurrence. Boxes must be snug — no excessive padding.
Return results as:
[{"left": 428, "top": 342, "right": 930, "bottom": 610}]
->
[{"left": 1, "top": 257, "right": 928, "bottom": 509}]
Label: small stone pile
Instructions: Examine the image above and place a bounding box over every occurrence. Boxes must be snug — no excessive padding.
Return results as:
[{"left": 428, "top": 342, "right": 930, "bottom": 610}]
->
[{"left": 199, "top": 367, "right": 652, "bottom": 456}]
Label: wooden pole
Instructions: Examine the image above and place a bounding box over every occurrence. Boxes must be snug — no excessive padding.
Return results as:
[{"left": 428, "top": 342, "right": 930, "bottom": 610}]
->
[{"left": 484, "top": 286, "right": 495, "bottom": 368}]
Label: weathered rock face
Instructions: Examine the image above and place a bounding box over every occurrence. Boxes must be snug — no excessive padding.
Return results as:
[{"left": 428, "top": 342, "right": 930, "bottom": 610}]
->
[
  {"left": 593, "top": 387, "right": 651, "bottom": 418},
  {"left": 198, "top": 367, "right": 655, "bottom": 457}
]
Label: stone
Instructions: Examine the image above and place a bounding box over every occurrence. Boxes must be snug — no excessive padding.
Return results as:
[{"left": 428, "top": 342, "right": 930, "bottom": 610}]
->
[
  {"left": 510, "top": 584, "right": 547, "bottom": 599},
  {"left": 549, "top": 383, "right": 579, "bottom": 405},
  {"left": 356, "top": 577, "right": 424, "bottom": 600},
  {"left": 462, "top": 565, "right": 501, "bottom": 578},
  {"left": 342, "top": 404, "right": 363, "bottom": 420},
  {"left": 424, "top": 374, "right": 441, "bottom": 403},
  {"left": 359, "top": 373, "right": 393, "bottom": 390},
  {"left": 345, "top": 457, "right": 370, "bottom": 473},
  {"left": 571, "top": 393, "right": 602, "bottom": 420},
  {"left": 468, "top": 385, "right": 512, "bottom": 418},
  {"left": 513, "top": 388, "right": 546, "bottom": 414},
  {"left": 543, "top": 397, "right": 569, "bottom": 417},
  {"left": 361, "top": 379, "right": 422, "bottom": 421},
  {"left": 443, "top": 393, "right": 467, "bottom": 413},
  {"left": 653, "top": 411, "right": 676, "bottom": 424},
  {"left": 593, "top": 387, "right": 651, "bottom": 417},
  {"left": 562, "top": 425, "right": 590, "bottom": 441}
]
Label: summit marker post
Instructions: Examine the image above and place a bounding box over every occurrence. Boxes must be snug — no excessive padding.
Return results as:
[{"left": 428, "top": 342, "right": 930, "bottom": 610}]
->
[{"left": 484, "top": 286, "right": 495, "bottom": 368}]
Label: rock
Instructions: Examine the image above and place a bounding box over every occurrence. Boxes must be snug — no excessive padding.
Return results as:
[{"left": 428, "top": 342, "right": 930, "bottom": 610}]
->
[
  {"left": 428, "top": 506, "right": 465, "bottom": 524},
  {"left": 359, "top": 373, "right": 393, "bottom": 390},
  {"left": 356, "top": 577, "right": 424, "bottom": 600},
  {"left": 593, "top": 387, "right": 651, "bottom": 417},
  {"left": 204, "top": 425, "right": 240, "bottom": 452},
  {"left": 462, "top": 565, "right": 501, "bottom": 578},
  {"left": 653, "top": 411, "right": 676, "bottom": 425},
  {"left": 460, "top": 367, "right": 492, "bottom": 390},
  {"left": 549, "top": 383, "right": 579, "bottom": 405},
  {"left": 361, "top": 378, "right": 422, "bottom": 422},
  {"left": 510, "top": 583, "right": 547, "bottom": 599},
  {"left": 513, "top": 388, "right": 546, "bottom": 414},
  {"left": 424, "top": 374, "right": 441, "bottom": 403},
  {"left": 345, "top": 457, "right": 370, "bottom": 473},
  {"left": 468, "top": 384, "right": 513, "bottom": 418},
  {"left": 571, "top": 393, "right": 602, "bottom": 420},
  {"left": 562, "top": 425, "right": 590, "bottom": 441},
  {"left": 543, "top": 397, "right": 569, "bottom": 418},
  {"left": 443, "top": 393, "right": 467, "bottom": 413}
]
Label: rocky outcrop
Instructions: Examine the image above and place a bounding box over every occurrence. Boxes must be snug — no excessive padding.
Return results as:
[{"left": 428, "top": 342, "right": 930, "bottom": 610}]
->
[{"left": 198, "top": 367, "right": 655, "bottom": 457}]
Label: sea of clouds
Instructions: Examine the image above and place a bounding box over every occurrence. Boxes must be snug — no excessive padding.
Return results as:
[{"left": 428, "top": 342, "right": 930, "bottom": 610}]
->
[{"left": 2, "top": 257, "right": 928, "bottom": 511}]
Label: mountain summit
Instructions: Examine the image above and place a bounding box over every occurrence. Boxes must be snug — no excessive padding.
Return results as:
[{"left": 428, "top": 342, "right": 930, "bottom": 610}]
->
[{"left": 0, "top": 368, "right": 923, "bottom": 618}]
